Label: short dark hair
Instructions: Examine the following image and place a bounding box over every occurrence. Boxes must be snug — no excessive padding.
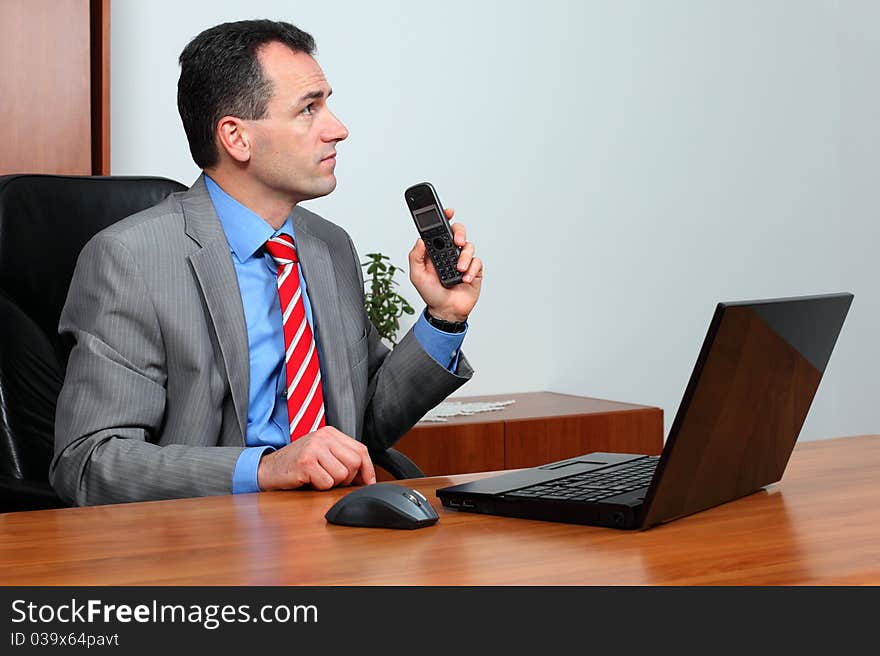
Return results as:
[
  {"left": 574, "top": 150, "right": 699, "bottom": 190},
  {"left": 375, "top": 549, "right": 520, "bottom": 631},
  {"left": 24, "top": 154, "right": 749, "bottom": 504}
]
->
[{"left": 177, "top": 19, "right": 316, "bottom": 169}]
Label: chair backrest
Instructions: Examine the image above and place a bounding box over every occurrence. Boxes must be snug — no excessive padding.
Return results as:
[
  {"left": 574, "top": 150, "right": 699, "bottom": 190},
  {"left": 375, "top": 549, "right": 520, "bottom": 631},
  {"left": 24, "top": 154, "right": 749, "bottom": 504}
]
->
[{"left": 0, "top": 174, "right": 186, "bottom": 485}]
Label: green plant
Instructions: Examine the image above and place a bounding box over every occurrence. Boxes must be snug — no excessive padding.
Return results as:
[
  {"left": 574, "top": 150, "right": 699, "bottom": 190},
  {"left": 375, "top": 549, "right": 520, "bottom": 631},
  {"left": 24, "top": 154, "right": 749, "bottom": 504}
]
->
[{"left": 362, "top": 252, "right": 415, "bottom": 345}]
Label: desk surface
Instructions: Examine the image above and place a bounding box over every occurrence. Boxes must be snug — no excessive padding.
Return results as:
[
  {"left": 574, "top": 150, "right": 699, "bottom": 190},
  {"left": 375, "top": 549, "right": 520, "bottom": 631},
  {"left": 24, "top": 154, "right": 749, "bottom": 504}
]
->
[{"left": 2, "top": 435, "right": 879, "bottom": 585}]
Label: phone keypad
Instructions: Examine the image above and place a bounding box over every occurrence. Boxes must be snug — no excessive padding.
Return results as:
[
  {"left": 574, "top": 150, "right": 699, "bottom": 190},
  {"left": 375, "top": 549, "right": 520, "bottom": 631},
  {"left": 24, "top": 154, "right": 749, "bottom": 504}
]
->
[{"left": 423, "top": 227, "right": 461, "bottom": 282}]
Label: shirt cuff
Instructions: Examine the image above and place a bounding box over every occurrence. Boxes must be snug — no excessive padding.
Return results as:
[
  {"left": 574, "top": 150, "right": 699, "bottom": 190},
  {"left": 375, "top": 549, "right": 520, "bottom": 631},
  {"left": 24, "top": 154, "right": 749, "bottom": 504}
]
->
[
  {"left": 232, "top": 446, "right": 276, "bottom": 494},
  {"left": 412, "top": 310, "right": 468, "bottom": 372}
]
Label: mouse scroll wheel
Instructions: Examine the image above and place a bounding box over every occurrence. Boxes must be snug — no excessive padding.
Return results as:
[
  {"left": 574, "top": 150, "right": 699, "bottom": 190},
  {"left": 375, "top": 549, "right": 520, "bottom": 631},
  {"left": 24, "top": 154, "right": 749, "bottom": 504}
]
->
[{"left": 405, "top": 492, "right": 421, "bottom": 506}]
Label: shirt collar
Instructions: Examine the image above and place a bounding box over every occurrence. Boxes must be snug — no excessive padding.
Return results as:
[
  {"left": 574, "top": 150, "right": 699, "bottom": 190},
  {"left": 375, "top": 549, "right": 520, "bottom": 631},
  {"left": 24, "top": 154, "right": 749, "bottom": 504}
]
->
[{"left": 204, "top": 174, "right": 295, "bottom": 261}]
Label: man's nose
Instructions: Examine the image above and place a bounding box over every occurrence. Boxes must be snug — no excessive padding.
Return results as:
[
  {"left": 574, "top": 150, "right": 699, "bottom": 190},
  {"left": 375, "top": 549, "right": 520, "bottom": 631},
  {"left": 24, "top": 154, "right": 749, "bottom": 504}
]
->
[{"left": 324, "top": 110, "right": 349, "bottom": 142}]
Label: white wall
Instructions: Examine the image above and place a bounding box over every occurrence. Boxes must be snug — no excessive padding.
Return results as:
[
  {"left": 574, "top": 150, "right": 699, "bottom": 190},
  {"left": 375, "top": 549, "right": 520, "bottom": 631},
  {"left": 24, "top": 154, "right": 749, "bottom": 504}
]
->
[
  {"left": 111, "top": 0, "right": 878, "bottom": 441},
  {"left": 838, "top": 1, "right": 880, "bottom": 435}
]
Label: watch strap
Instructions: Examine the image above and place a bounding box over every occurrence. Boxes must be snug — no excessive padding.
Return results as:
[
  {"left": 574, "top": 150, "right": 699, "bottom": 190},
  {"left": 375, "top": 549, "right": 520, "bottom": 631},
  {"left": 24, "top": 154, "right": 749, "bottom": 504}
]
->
[{"left": 424, "top": 308, "right": 467, "bottom": 333}]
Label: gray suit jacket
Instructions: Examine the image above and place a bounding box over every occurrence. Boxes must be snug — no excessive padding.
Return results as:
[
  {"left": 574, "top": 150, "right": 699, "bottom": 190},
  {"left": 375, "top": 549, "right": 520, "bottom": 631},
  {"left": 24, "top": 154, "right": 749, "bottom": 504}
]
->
[{"left": 51, "top": 176, "right": 472, "bottom": 506}]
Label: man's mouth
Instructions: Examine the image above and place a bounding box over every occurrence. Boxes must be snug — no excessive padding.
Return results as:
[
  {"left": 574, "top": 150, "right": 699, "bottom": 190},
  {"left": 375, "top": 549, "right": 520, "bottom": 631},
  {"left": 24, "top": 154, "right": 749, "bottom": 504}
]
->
[{"left": 320, "top": 152, "right": 336, "bottom": 163}]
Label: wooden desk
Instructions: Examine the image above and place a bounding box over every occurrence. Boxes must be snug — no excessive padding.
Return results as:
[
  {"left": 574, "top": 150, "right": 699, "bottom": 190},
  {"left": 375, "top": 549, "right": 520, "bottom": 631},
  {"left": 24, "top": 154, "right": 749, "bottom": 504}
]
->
[
  {"left": 381, "top": 391, "right": 663, "bottom": 479},
  {"left": 2, "top": 435, "right": 878, "bottom": 585}
]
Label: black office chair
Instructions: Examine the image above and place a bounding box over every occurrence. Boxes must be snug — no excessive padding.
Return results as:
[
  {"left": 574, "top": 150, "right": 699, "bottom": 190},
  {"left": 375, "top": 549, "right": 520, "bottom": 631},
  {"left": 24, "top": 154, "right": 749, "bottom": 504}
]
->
[{"left": 0, "top": 174, "right": 421, "bottom": 513}]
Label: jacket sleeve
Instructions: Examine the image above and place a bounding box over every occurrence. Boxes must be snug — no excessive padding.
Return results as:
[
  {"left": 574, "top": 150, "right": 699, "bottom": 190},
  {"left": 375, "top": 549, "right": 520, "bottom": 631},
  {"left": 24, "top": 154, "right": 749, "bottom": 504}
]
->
[
  {"left": 347, "top": 236, "right": 474, "bottom": 451},
  {"left": 50, "top": 234, "right": 243, "bottom": 506}
]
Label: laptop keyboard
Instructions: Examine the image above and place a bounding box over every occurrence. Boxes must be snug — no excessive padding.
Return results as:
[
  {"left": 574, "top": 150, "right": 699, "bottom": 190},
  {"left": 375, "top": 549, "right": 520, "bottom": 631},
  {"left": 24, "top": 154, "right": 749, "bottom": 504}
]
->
[{"left": 505, "top": 456, "right": 660, "bottom": 503}]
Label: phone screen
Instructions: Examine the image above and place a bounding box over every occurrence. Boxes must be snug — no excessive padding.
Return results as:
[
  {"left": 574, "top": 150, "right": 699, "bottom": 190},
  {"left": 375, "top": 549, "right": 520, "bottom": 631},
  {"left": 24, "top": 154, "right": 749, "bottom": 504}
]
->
[{"left": 413, "top": 206, "right": 443, "bottom": 231}]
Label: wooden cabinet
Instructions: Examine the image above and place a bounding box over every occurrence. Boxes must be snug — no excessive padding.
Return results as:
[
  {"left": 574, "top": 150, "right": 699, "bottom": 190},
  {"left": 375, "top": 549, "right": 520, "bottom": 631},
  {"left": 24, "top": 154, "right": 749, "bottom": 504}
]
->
[
  {"left": 0, "top": 0, "right": 109, "bottom": 175},
  {"left": 379, "top": 391, "right": 664, "bottom": 479}
]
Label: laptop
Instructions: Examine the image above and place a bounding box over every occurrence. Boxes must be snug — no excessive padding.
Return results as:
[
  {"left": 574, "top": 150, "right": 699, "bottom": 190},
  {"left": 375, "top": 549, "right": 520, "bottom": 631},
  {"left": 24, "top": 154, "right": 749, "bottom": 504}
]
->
[{"left": 436, "top": 293, "right": 854, "bottom": 530}]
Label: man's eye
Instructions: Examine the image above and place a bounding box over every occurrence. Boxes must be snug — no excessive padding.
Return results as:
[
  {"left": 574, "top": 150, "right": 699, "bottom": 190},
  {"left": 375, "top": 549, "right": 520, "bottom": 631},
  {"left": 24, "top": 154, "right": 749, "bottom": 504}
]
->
[{"left": 302, "top": 103, "right": 315, "bottom": 116}]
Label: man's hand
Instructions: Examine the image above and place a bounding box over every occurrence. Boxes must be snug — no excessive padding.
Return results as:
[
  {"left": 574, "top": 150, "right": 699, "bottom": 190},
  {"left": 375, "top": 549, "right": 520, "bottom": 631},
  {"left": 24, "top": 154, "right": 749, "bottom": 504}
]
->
[
  {"left": 257, "top": 426, "right": 377, "bottom": 491},
  {"left": 409, "top": 208, "right": 483, "bottom": 322}
]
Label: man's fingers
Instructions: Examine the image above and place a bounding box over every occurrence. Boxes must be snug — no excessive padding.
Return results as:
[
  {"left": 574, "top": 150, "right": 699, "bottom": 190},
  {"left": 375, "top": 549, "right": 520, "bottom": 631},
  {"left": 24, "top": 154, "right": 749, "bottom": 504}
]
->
[
  {"left": 409, "top": 238, "right": 427, "bottom": 267},
  {"left": 358, "top": 450, "right": 376, "bottom": 486},
  {"left": 410, "top": 239, "right": 438, "bottom": 278},
  {"left": 463, "top": 256, "right": 483, "bottom": 285},
  {"left": 304, "top": 460, "right": 335, "bottom": 490},
  {"left": 350, "top": 439, "right": 376, "bottom": 485},
  {"left": 259, "top": 427, "right": 378, "bottom": 491},
  {"left": 457, "top": 241, "right": 475, "bottom": 272},
  {"left": 309, "top": 427, "right": 375, "bottom": 487},
  {"left": 330, "top": 437, "right": 375, "bottom": 486},
  {"left": 450, "top": 221, "right": 466, "bottom": 247},
  {"left": 314, "top": 450, "right": 350, "bottom": 489},
  {"left": 328, "top": 441, "right": 368, "bottom": 486}
]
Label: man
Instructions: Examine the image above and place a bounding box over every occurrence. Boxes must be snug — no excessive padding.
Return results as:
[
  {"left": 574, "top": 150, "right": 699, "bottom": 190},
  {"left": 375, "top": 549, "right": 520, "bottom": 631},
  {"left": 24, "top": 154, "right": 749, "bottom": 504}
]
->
[{"left": 50, "top": 20, "right": 482, "bottom": 506}]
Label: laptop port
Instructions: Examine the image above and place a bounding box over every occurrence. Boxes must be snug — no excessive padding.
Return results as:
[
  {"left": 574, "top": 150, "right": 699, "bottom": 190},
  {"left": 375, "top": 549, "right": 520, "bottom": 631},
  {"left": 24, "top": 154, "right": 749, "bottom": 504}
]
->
[
  {"left": 461, "top": 500, "right": 475, "bottom": 509},
  {"left": 448, "top": 499, "right": 461, "bottom": 507}
]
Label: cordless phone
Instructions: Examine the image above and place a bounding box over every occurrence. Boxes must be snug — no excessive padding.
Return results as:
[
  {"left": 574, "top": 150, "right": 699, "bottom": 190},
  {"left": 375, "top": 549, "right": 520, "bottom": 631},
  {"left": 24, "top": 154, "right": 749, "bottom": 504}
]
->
[{"left": 404, "top": 182, "right": 462, "bottom": 288}]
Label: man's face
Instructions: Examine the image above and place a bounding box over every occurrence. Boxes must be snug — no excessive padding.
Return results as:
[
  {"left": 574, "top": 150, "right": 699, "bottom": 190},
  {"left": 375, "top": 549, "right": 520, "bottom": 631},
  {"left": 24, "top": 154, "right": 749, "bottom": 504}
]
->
[{"left": 241, "top": 42, "right": 349, "bottom": 203}]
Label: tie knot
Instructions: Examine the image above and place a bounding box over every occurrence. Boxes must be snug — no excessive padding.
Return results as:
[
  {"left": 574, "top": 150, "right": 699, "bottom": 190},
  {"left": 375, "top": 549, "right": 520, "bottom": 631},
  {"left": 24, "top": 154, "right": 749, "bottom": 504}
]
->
[{"left": 265, "top": 234, "right": 298, "bottom": 266}]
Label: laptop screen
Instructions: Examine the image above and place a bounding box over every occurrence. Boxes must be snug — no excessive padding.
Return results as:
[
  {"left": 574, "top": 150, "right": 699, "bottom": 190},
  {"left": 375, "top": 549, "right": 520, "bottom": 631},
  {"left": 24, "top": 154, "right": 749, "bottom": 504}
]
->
[{"left": 640, "top": 293, "right": 853, "bottom": 528}]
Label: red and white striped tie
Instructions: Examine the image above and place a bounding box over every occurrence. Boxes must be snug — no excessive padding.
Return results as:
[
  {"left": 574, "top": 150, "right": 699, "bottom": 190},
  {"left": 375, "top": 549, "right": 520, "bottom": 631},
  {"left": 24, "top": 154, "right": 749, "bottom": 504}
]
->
[{"left": 264, "top": 235, "right": 326, "bottom": 440}]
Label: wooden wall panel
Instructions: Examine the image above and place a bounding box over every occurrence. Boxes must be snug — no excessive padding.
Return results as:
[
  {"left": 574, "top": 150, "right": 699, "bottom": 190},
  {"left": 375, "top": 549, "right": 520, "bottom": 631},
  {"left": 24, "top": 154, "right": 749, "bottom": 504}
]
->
[{"left": 0, "top": 0, "right": 93, "bottom": 174}]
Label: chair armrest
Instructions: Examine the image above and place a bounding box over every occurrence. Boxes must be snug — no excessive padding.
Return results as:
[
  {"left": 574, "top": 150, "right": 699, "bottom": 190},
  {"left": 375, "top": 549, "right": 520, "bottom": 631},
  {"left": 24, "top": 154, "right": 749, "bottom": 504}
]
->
[
  {"left": 0, "top": 475, "right": 67, "bottom": 513},
  {"left": 368, "top": 448, "right": 424, "bottom": 480}
]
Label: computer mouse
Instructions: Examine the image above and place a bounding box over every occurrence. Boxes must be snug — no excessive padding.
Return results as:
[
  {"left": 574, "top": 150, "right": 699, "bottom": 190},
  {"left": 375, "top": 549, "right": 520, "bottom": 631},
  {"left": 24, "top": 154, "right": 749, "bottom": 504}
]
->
[{"left": 324, "top": 483, "right": 439, "bottom": 529}]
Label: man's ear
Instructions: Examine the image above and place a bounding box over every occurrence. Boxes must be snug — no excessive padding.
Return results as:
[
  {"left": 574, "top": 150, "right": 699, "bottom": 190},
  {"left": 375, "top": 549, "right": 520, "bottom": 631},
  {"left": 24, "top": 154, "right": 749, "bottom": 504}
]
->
[{"left": 216, "top": 116, "right": 251, "bottom": 163}]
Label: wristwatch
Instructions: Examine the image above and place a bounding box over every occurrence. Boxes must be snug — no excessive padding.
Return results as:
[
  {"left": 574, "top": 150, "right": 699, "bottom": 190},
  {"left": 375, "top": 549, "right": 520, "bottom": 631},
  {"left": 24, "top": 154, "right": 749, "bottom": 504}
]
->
[{"left": 424, "top": 308, "right": 467, "bottom": 333}]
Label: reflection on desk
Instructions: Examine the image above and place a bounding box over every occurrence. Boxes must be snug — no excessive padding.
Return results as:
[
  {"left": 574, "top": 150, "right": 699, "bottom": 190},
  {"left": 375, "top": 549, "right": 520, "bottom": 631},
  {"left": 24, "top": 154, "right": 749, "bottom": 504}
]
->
[{"left": 1, "top": 435, "right": 878, "bottom": 585}]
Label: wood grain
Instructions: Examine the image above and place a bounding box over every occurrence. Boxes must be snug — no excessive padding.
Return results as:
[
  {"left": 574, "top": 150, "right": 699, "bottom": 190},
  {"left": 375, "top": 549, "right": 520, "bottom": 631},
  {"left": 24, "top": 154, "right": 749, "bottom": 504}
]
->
[
  {"left": 2, "top": 435, "right": 878, "bottom": 585},
  {"left": 380, "top": 392, "right": 663, "bottom": 480},
  {"left": 505, "top": 408, "right": 663, "bottom": 469},
  {"left": 377, "top": 423, "right": 505, "bottom": 482},
  {"left": 0, "top": 0, "right": 92, "bottom": 174}
]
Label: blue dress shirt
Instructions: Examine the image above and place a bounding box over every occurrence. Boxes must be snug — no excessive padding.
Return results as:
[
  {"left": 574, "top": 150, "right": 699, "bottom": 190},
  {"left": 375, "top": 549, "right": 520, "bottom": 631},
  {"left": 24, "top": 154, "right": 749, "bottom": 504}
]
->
[{"left": 204, "top": 176, "right": 467, "bottom": 494}]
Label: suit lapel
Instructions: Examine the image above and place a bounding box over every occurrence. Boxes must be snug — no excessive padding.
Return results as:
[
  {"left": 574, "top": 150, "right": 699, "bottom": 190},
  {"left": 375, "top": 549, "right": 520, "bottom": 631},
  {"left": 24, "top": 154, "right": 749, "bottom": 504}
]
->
[
  {"left": 293, "top": 209, "right": 357, "bottom": 436},
  {"left": 181, "top": 176, "right": 249, "bottom": 443}
]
